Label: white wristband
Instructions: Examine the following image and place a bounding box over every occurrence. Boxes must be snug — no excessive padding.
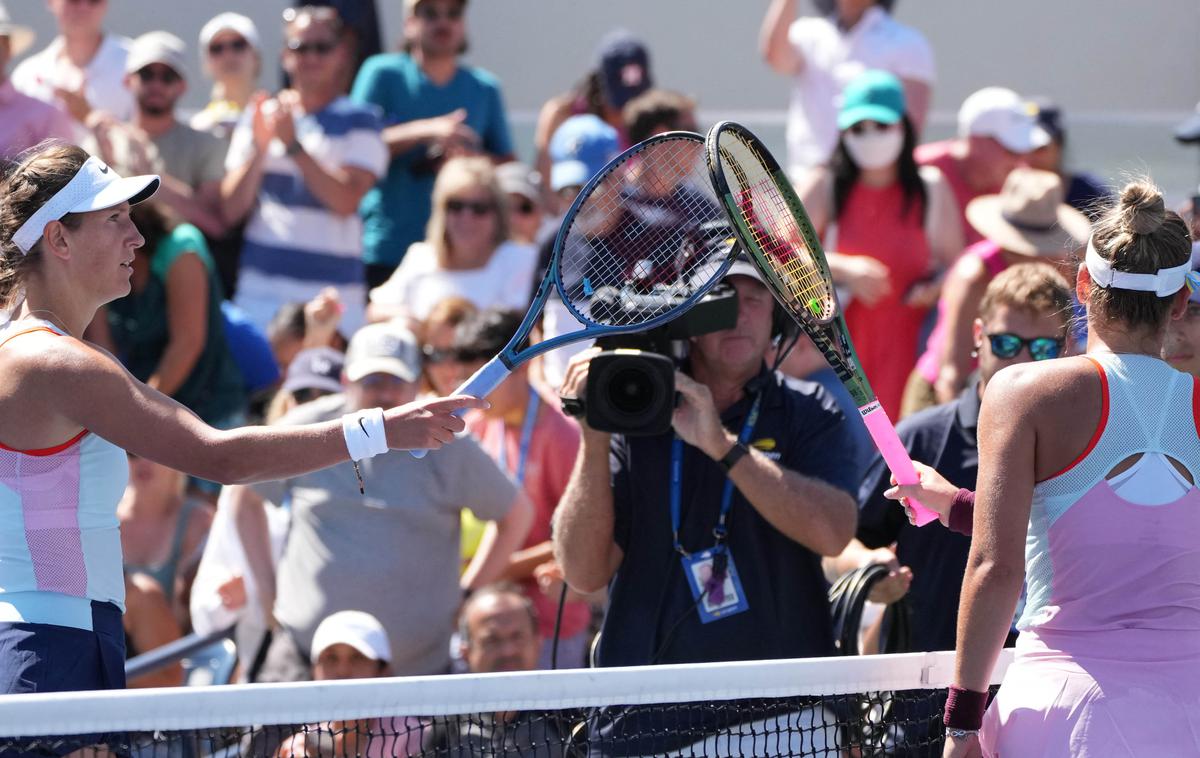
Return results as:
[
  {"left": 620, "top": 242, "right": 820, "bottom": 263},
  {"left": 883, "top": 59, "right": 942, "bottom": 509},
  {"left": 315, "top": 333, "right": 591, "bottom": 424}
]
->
[{"left": 342, "top": 408, "right": 388, "bottom": 462}]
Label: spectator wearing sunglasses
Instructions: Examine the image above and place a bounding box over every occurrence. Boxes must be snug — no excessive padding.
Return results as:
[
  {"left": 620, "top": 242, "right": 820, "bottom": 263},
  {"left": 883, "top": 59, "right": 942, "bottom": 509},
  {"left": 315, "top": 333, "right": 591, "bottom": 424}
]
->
[
  {"left": 192, "top": 13, "right": 261, "bottom": 143},
  {"left": 350, "top": 0, "right": 515, "bottom": 291},
  {"left": 796, "top": 70, "right": 962, "bottom": 420},
  {"left": 415, "top": 295, "right": 477, "bottom": 397},
  {"left": 222, "top": 5, "right": 387, "bottom": 337},
  {"left": 829, "top": 262, "right": 1073, "bottom": 662},
  {"left": 192, "top": 13, "right": 262, "bottom": 299},
  {"left": 905, "top": 168, "right": 1090, "bottom": 415},
  {"left": 495, "top": 162, "right": 545, "bottom": 247},
  {"left": 121, "top": 32, "right": 230, "bottom": 242},
  {"left": 366, "top": 156, "right": 535, "bottom": 331},
  {"left": 11, "top": 0, "right": 133, "bottom": 124}
]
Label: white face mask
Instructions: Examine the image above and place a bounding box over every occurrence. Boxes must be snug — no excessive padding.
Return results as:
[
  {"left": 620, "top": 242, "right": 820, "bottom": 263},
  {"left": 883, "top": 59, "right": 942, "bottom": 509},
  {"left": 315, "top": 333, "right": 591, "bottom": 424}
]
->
[{"left": 843, "top": 126, "right": 905, "bottom": 170}]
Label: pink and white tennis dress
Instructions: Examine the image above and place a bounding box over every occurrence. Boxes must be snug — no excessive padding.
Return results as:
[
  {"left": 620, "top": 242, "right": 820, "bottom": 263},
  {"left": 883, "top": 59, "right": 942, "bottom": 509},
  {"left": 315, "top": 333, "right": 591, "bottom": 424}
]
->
[
  {"left": 0, "top": 319, "right": 130, "bottom": 693},
  {"left": 980, "top": 353, "right": 1200, "bottom": 756}
]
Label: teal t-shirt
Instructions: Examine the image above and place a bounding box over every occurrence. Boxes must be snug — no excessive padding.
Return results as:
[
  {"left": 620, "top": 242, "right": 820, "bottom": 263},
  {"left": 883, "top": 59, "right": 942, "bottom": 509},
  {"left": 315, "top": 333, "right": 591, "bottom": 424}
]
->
[
  {"left": 350, "top": 53, "right": 514, "bottom": 268},
  {"left": 107, "top": 223, "right": 246, "bottom": 425}
]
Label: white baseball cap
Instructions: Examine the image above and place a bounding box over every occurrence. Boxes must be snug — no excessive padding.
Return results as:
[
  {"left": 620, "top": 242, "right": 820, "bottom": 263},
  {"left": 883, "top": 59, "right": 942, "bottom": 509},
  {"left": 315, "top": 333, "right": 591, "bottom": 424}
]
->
[
  {"left": 12, "top": 156, "right": 159, "bottom": 254},
  {"left": 957, "top": 86, "right": 1051, "bottom": 154},
  {"left": 125, "top": 31, "right": 188, "bottom": 77},
  {"left": 310, "top": 610, "right": 391, "bottom": 663},
  {"left": 199, "top": 12, "right": 260, "bottom": 54}
]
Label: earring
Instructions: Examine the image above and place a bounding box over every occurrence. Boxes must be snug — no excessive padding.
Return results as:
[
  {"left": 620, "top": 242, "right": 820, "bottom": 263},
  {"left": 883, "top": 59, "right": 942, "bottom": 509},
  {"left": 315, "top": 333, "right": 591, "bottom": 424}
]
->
[{"left": 970, "top": 348, "right": 979, "bottom": 358}]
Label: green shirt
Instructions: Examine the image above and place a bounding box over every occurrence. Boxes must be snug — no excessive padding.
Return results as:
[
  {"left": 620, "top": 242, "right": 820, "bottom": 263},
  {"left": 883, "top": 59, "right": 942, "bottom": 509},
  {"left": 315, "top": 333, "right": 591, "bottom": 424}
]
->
[{"left": 107, "top": 223, "right": 245, "bottom": 425}]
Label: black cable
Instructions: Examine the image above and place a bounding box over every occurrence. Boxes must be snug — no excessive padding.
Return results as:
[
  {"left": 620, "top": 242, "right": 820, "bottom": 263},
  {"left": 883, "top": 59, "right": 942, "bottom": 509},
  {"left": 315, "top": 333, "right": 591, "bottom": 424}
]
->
[{"left": 550, "top": 581, "right": 569, "bottom": 669}]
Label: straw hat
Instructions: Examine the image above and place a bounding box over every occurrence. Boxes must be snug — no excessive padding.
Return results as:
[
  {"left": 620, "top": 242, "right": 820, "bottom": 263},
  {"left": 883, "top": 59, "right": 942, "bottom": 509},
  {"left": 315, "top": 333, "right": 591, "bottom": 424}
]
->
[
  {"left": 0, "top": 2, "right": 34, "bottom": 59},
  {"left": 966, "top": 168, "right": 1091, "bottom": 256}
]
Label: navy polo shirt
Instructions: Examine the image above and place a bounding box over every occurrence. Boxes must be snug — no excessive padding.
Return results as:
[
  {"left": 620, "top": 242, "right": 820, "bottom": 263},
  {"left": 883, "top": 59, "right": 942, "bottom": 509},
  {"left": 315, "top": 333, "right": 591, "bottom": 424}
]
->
[
  {"left": 597, "top": 365, "right": 858, "bottom": 667},
  {"left": 857, "top": 377, "right": 980, "bottom": 653}
]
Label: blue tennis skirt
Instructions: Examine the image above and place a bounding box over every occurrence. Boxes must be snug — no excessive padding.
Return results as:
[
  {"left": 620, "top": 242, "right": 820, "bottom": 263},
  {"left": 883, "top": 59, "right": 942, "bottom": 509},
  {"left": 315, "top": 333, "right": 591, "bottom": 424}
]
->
[{"left": 0, "top": 600, "right": 126, "bottom": 694}]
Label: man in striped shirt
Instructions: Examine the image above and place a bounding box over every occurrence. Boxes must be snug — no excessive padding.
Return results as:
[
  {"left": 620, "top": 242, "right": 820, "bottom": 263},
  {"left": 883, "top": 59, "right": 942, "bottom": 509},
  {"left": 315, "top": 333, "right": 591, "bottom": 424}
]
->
[{"left": 221, "top": 6, "right": 386, "bottom": 335}]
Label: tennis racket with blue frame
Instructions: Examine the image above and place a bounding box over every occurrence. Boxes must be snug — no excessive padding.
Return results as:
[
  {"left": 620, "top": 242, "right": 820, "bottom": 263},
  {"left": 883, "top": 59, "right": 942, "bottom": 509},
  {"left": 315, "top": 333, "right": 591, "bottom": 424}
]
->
[
  {"left": 705, "top": 120, "right": 939, "bottom": 526},
  {"left": 412, "top": 131, "right": 737, "bottom": 457}
]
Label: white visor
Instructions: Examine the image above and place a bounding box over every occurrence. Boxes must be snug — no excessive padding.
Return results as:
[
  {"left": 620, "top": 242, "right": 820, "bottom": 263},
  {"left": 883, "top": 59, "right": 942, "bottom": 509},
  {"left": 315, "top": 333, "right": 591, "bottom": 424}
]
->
[
  {"left": 1085, "top": 236, "right": 1190, "bottom": 298},
  {"left": 12, "top": 156, "right": 160, "bottom": 254}
]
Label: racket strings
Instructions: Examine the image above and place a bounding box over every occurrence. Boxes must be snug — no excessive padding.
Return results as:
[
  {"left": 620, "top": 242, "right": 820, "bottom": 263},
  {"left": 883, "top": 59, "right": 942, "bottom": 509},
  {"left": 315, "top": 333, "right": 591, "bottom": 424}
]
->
[
  {"left": 721, "top": 138, "right": 836, "bottom": 323},
  {"left": 558, "top": 137, "right": 732, "bottom": 328}
]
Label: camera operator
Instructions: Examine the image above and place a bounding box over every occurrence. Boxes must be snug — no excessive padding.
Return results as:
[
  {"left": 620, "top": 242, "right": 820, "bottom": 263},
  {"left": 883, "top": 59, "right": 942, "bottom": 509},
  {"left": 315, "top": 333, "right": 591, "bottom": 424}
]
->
[{"left": 553, "top": 257, "right": 858, "bottom": 668}]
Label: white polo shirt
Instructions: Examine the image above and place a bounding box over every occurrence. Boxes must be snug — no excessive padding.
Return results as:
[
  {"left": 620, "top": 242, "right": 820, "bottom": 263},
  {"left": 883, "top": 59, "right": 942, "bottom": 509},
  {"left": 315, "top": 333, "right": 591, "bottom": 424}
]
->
[
  {"left": 786, "top": 6, "right": 934, "bottom": 176},
  {"left": 12, "top": 33, "right": 134, "bottom": 123}
]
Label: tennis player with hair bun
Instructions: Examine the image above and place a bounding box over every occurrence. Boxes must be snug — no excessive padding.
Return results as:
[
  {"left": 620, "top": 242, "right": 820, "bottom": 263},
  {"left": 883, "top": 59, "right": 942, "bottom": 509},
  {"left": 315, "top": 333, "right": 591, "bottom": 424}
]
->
[
  {"left": 0, "top": 142, "right": 484, "bottom": 694},
  {"left": 935, "top": 179, "right": 1200, "bottom": 757}
]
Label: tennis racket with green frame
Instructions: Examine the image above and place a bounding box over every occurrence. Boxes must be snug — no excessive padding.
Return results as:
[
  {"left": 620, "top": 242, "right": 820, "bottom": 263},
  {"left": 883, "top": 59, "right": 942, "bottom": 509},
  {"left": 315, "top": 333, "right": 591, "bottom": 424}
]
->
[{"left": 705, "top": 120, "right": 938, "bottom": 526}]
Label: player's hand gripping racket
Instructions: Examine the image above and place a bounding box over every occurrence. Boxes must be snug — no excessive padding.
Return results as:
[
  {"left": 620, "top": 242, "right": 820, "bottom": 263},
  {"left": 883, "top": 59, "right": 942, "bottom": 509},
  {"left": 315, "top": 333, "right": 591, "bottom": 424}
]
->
[
  {"left": 412, "top": 132, "right": 737, "bottom": 457},
  {"left": 704, "top": 121, "right": 938, "bottom": 526}
]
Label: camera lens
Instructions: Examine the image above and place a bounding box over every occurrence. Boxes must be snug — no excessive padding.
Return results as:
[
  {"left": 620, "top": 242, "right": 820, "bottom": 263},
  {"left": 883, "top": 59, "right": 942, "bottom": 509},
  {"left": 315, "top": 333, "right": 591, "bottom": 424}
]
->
[{"left": 608, "top": 365, "right": 660, "bottom": 415}]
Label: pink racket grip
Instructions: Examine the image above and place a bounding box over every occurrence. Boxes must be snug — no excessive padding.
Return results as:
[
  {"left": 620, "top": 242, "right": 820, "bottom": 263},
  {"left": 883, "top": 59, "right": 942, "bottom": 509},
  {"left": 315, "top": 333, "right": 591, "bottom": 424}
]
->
[{"left": 858, "top": 401, "right": 939, "bottom": 527}]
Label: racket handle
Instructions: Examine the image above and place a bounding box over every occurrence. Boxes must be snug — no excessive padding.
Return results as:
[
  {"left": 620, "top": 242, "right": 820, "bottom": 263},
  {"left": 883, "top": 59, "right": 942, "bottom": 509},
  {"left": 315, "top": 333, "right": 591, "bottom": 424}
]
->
[
  {"left": 858, "top": 401, "right": 939, "bottom": 527},
  {"left": 409, "top": 357, "right": 512, "bottom": 459}
]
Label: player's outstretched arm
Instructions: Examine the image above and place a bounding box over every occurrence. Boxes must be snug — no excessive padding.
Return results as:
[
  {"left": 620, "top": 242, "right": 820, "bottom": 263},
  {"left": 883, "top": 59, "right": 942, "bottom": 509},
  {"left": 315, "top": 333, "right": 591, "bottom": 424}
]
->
[{"left": 42, "top": 338, "right": 485, "bottom": 484}]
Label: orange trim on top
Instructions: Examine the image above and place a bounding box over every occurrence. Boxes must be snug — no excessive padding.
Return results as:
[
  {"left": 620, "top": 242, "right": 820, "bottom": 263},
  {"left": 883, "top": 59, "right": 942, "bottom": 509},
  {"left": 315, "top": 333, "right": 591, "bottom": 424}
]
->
[
  {"left": 1041, "top": 356, "right": 1109, "bottom": 482},
  {"left": 0, "top": 326, "right": 60, "bottom": 352},
  {"left": 0, "top": 429, "right": 89, "bottom": 456}
]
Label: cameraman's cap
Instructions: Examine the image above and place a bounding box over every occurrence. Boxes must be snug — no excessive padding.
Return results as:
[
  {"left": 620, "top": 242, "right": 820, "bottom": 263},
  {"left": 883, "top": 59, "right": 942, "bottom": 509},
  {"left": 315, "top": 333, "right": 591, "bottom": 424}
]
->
[
  {"left": 724, "top": 252, "right": 766, "bottom": 285},
  {"left": 126, "top": 31, "right": 188, "bottom": 78},
  {"left": 344, "top": 322, "right": 421, "bottom": 383},
  {"left": 549, "top": 114, "right": 619, "bottom": 192},
  {"left": 281, "top": 347, "right": 345, "bottom": 396},
  {"left": 12, "top": 156, "right": 160, "bottom": 254},
  {"left": 958, "top": 86, "right": 1050, "bottom": 154},
  {"left": 310, "top": 610, "right": 391, "bottom": 663},
  {"left": 596, "top": 29, "right": 653, "bottom": 110}
]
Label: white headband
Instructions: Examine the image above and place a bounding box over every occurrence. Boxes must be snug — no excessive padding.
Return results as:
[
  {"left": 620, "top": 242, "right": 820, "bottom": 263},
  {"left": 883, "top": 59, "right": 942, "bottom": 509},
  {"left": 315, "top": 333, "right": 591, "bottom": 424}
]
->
[
  {"left": 11, "top": 157, "right": 160, "bottom": 254},
  {"left": 1085, "top": 236, "right": 1190, "bottom": 298}
]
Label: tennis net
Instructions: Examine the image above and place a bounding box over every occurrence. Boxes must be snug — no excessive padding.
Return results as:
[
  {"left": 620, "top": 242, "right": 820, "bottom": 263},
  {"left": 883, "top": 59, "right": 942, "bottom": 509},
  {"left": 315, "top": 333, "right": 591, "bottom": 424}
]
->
[{"left": 0, "top": 649, "right": 1011, "bottom": 757}]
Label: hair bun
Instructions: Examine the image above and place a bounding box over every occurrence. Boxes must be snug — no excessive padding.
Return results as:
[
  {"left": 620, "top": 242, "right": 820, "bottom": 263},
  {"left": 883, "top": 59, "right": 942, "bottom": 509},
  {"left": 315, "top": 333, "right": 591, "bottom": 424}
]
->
[{"left": 1118, "top": 180, "right": 1166, "bottom": 236}]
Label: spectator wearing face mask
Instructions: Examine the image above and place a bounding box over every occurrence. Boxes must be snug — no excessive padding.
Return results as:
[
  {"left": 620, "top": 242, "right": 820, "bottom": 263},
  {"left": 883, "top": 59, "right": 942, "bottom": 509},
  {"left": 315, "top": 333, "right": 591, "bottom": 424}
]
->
[{"left": 797, "top": 70, "right": 962, "bottom": 418}]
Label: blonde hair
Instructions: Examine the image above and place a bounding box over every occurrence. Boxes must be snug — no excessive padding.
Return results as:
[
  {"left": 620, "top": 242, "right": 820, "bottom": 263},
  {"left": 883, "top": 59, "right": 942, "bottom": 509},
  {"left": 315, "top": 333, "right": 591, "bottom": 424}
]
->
[
  {"left": 425, "top": 156, "right": 509, "bottom": 267},
  {"left": 1087, "top": 178, "right": 1192, "bottom": 331}
]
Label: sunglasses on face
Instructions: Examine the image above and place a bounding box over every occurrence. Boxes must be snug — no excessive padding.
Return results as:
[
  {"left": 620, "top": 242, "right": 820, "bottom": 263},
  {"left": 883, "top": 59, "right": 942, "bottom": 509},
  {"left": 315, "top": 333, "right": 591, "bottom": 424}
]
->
[
  {"left": 986, "top": 333, "right": 1065, "bottom": 361},
  {"left": 66, "top": 0, "right": 104, "bottom": 6},
  {"left": 415, "top": 5, "right": 464, "bottom": 22},
  {"left": 446, "top": 198, "right": 495, "bottom": 216},
  {"left": 421, "top": 345, "right": 460, "bottom": 364},
  {"left": 135, "top": 66, "right": 181, "bottom": 85},
  {"left": 290, "top": 387, "right": 333, "bottom": 404},
  {"left": 208, "top": 38, "right": 249, "bottom": 56},
  {"left": 847, "top": 120, "right": 896, "bottom": 136},
  {"left": 287, "top": 38, "right": 337, "bottom": 57},
  {"left": 511, "top": 198, "right": 537, "bottom": 215}
]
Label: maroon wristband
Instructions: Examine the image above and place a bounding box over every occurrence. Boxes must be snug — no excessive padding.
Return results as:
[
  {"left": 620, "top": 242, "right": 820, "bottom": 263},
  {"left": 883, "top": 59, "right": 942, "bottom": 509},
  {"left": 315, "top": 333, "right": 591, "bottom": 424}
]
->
[
  {"left": 943, "top": 684, "right": 988, "bottom": 730},
  {"left": 948, "top": 488, "right": 976, "bottom": 536}
]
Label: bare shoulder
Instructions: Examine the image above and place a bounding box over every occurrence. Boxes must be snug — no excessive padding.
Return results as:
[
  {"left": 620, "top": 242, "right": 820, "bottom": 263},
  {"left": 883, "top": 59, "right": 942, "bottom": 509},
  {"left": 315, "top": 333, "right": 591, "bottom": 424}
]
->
[{"left": 984, "top": 356, "right": 1097, "bottom": 415}]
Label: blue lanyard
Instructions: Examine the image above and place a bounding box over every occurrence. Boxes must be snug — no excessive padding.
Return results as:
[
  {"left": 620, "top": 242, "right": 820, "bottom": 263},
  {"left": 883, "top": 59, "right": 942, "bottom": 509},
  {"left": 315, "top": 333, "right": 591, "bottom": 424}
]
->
[
  {"left": 669, "top": 392, "right": 762, "bottom": 557},
  {"left": 496, "top": 388, "right": 540, "bottom": 485}
]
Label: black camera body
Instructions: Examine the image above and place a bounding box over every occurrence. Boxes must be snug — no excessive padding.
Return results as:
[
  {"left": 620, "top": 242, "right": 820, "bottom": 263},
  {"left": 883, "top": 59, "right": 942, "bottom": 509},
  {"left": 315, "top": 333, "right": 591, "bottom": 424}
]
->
[{"left": 574, "top": 283, "right": 740, "bottom": 436}]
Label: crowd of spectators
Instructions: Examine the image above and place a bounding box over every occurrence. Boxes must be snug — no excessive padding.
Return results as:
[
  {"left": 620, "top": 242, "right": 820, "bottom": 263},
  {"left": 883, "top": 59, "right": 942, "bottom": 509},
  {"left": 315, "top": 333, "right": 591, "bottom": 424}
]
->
[{"left": 3, "top": 0, "right": 1198, "bottom": 724}]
